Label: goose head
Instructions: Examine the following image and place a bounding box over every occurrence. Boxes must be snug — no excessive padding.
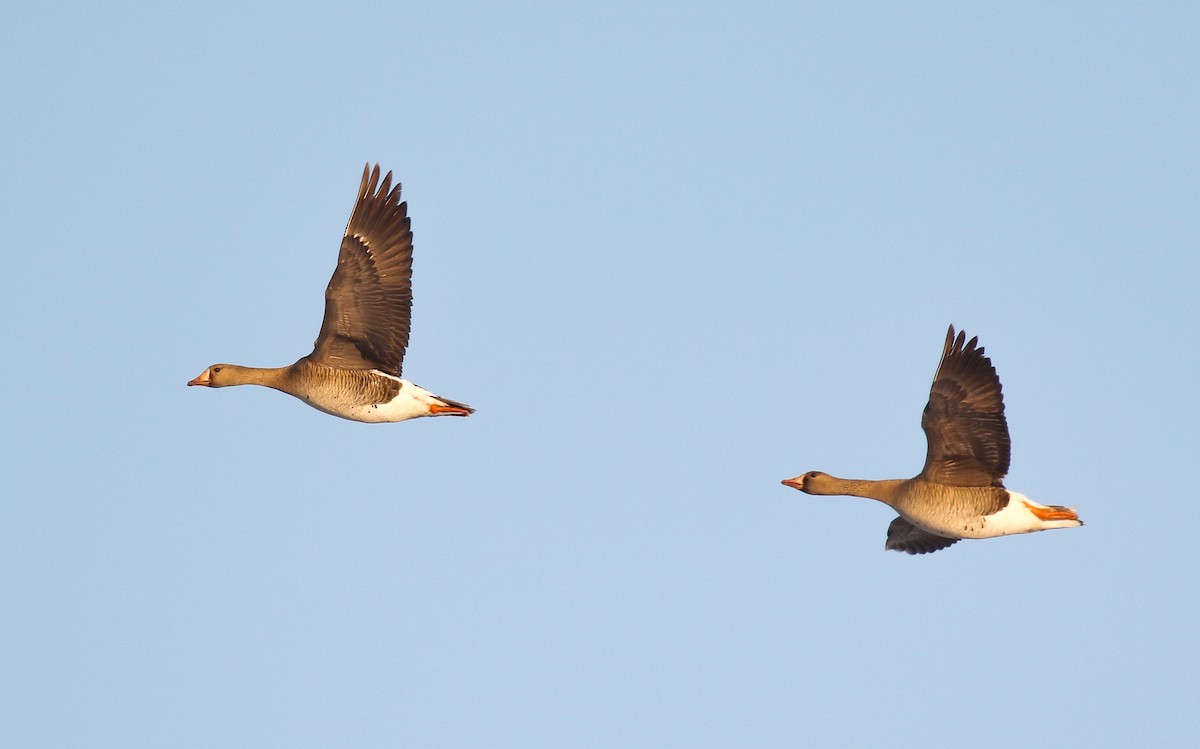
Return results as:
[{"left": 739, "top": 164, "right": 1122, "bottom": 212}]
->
[
  {"left": 781, "top": 471, "right": 840, "bottom": 495},
  {"left": 188, "top": 364, "right": 235, "bottom": 387}
]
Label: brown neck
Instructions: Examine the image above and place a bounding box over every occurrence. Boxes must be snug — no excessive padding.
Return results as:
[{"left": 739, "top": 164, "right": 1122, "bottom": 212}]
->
[
  {"left": 221, "top": 364, "right": 295, "bottom": 392},
  {"left": 815, "top": 476, "right": 908, "bottom": 507}
]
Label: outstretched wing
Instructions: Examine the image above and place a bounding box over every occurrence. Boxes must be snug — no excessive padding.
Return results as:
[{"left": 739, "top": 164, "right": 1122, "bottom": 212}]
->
[
  {"left": 885, "top": 517, "right": 959, "bottom": 555},
  {"left": 918, "top": 325, "right": 1011, "bottom": 487},
  {"left": 310, "top": 164, "right": 414, "bottom": 375}
]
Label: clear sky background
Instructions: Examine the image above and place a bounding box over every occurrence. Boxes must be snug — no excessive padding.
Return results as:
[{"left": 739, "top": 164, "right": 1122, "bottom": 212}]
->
[{"left": 2, "top": 3, "right": 1197, "bottom": 747}]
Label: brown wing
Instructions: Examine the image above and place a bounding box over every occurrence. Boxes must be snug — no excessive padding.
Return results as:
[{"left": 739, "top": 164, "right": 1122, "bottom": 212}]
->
[
  {"left": 884, "top": 517, "right": 959, "bottom": 555},
  {"left": 309, "top": 164, "right": 414, "bottom": 375},
  {"left": 918, "top": 325, "right": 1011, "bottom": 487}
]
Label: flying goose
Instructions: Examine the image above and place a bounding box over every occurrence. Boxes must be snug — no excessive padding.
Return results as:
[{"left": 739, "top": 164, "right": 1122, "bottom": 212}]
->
[
  {"left": 781, "top": 326, "right": 1081, "bottom": 554},
  {"left": 188, "top": 164, "right": 474, "bottom": 423}
]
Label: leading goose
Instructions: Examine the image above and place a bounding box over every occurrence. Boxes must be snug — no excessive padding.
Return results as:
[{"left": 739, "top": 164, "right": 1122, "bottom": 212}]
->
[
  {"left": 188, "top": 164, "right": 474, "bottom": 423},
  {"left": 782, "top": 326, "right": 1081, "bottom": 554}
]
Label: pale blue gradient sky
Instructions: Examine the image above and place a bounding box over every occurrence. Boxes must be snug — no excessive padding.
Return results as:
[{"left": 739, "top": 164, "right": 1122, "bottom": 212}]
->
[{"left": 2, "top": 3, "right": 1197, "bottom": 747}]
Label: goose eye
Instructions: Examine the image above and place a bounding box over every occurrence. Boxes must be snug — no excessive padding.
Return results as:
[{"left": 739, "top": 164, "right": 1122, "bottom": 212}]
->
[{"left": 808, "top": 471, "right": 818, "bottom": 478}]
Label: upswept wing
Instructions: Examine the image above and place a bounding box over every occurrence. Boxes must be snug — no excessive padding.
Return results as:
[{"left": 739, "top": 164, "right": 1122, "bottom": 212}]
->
[
  {"left": 919, "top": 325, "right": 1011, "bottom": 487},
  {"left": 310, "top": 164, "right": 414, "bottom": 375}
]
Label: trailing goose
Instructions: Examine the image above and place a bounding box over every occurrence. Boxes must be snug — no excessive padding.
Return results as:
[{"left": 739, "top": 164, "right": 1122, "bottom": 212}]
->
[
  {"left": 781, "top": 326, "right": 1081, "bottom": 554},
  {"left": 188, "top": 164, "right": 473, "bottom": 423}
]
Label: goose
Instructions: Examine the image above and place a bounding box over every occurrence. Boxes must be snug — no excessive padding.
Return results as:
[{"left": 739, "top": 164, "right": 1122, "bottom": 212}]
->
[
  {"left": 188, "top": 164, "right": 474, "bottom": 423},
  {"left": 781, "top": 325, "right": 1081, "bottom": 554}
]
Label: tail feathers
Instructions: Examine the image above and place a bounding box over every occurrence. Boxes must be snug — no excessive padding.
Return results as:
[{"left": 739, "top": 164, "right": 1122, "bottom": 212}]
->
[
  {"left": 430, "top": 395, "right": 475, "bottom": 416},
  {"left": 1023, "top": 500, "right": 1082, "bottom": 524}
]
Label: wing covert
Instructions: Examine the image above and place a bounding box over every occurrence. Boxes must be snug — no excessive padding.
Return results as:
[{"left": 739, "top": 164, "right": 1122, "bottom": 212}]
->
[{"left": 885, "top": 517, "right": 960, "bottom": 554}]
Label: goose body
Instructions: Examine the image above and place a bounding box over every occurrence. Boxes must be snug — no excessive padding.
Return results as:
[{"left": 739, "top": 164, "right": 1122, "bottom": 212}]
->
[
  {"left": 291, "top": 369, "right": 471, "bottom": 424},
  {"left": 188, "top": 165, "right": 473, "bottom": 423},
  {"left": 782, "top": 326, "right": 1081, "bottom": 555}
]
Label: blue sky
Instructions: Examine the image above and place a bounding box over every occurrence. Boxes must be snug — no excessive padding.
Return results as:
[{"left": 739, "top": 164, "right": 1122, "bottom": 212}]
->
[{"left": 2, "top": 2, "right": 1197, "bottom": 747}]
